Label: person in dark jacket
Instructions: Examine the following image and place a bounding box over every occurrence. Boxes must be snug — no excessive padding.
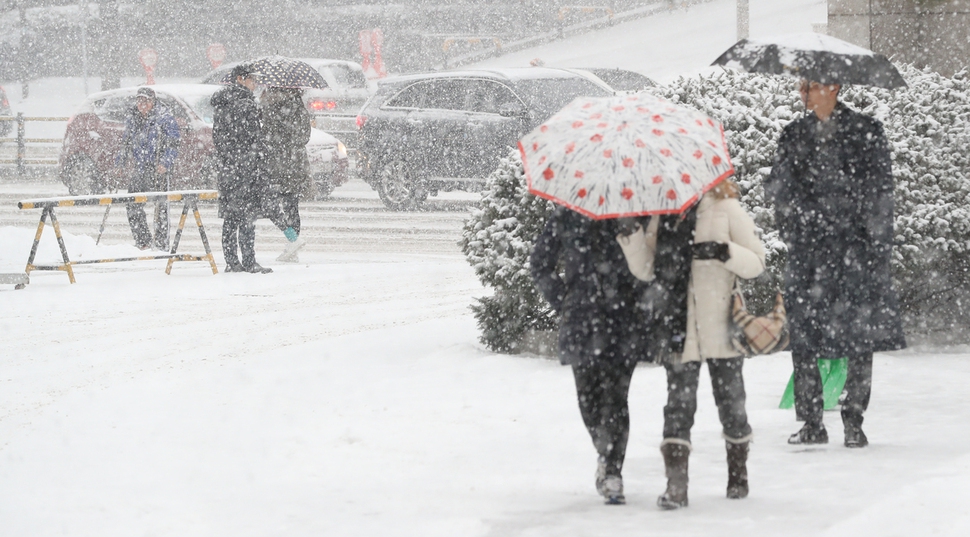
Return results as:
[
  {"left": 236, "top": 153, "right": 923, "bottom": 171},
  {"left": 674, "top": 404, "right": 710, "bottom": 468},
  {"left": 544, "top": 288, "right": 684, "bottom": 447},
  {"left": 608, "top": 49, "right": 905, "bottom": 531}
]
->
[
  {"left": 530, "top": 207, "right": 649, "bottom": 505},
  {"left": 118, "top": 87, "right": 180, "bottom": 251},
  {"left": 260, "top": 87, "right": 312, "bottom": 262},
  {"left": 211, "top": 64, "right": 272, "bottom": 274},
  {"left": 765, "top": 79, "right": 906, "bottom": 448}
]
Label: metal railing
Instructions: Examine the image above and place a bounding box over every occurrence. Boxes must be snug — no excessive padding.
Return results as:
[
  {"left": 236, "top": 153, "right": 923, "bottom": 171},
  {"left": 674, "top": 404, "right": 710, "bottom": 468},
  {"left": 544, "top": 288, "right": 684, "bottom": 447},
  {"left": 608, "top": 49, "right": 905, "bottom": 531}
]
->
[{"left": 0, "top": 113, "right": 69, "bottom": 176}]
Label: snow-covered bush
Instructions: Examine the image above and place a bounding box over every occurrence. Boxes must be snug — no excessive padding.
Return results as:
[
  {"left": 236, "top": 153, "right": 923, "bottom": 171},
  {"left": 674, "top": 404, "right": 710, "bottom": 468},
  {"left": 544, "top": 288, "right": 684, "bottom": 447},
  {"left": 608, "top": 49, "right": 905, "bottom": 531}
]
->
[
  {"left": 840, "top": 67, "right": 970, "bottom": 334},
  {"left": 464, "top": 65, "right": 970, "bottom": 352},
  {"left": 459, "top": 152, "right": 558, "bottom": 353}
]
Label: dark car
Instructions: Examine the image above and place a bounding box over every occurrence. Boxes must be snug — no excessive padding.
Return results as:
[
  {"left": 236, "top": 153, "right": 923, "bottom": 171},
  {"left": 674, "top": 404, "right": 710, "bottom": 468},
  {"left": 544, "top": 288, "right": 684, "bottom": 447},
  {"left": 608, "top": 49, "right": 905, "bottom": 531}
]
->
[
  {"left": 355, "top": 67, "right": 614, "bottom": 209},
  {"left": 59, "top": 84, "right": 349, "bottom": 198},
  {"left": 0, "top": 85, "right": 12, "bottom": 137}
]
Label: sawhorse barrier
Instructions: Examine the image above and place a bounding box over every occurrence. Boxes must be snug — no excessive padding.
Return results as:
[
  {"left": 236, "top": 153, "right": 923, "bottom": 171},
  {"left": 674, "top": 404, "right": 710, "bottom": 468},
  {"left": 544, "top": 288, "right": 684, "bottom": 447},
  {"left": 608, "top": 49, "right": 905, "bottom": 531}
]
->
[{"left": 16, "top": 190, "right": 220, "bottom": 287}]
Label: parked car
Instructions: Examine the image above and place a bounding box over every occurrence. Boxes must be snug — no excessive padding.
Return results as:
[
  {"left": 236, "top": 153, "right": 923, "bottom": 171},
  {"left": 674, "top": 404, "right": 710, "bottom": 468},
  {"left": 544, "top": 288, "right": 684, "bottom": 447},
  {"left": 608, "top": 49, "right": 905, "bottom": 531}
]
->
[
  {"left": 201, "top": 58, "right": 376, "bottom": 116},
  {"left": 355, "top": 67, "right": 614, "bottom": 209},
  {"left": 0, "top": 85, "right": 12, "bottom": 137},
  {"left": 59, "top": 84, "right": 349, "bottom": 199}
]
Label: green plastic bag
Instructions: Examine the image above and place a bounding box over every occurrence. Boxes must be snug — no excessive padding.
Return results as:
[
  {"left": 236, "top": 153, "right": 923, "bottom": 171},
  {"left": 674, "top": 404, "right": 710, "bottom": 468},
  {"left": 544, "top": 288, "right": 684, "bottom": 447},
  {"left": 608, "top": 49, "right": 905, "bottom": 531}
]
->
[{"left": 779, "top": 358, "right": 848, "bottom": 410}]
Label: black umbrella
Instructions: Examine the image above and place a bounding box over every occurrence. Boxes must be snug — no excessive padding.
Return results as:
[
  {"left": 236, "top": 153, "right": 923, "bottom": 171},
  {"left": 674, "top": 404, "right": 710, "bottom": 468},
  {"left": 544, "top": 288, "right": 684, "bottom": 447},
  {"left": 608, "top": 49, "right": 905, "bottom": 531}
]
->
[
  {"left": 220, "top": 56, "right": 328, "bottom": 89},
  {"left": 712, "top": 33, "right": 906, "bottom": 89}
]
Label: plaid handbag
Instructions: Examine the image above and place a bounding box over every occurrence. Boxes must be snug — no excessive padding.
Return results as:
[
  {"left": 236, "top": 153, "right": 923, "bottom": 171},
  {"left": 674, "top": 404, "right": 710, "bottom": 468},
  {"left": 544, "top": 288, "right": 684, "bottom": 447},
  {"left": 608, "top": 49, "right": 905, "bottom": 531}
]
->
[{"left": 730, "top": 284, "right": 790, "bottom": 356}]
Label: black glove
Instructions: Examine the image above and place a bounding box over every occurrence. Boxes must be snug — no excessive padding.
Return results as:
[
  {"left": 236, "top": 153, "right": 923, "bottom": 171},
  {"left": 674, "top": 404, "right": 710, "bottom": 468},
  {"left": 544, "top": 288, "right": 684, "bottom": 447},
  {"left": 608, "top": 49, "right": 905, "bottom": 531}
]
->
[{"left": 692, "top": 241, "right": 730, "bottom": 262}]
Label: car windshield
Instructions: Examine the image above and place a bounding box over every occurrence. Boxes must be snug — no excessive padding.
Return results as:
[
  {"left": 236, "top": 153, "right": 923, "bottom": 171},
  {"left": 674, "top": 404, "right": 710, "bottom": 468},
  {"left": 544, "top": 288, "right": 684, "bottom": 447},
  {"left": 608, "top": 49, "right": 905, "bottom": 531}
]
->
[{"left": 512, "top": 78, "right": 612, "bottom": 119}]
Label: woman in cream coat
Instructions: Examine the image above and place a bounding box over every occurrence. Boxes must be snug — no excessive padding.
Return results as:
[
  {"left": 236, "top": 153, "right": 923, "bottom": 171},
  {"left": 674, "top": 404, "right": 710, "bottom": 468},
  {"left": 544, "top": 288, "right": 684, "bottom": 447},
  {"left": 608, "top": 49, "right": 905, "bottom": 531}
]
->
[{"left": 617, "top": 179, "right": 765, "bottom": 509}]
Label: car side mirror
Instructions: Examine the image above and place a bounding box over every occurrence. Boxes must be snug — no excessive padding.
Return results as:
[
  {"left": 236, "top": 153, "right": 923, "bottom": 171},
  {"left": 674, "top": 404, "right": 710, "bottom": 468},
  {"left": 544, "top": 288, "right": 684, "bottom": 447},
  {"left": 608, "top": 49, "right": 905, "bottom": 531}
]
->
[{"left": 498, "top": 103, "right": 528, "bottom": 118}]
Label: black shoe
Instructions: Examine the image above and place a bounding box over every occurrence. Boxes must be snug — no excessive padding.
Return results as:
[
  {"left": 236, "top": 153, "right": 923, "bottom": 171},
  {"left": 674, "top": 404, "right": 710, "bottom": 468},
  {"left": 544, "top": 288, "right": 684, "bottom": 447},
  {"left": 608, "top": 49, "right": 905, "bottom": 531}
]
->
[
  {"left": 788, "top": 423, "right": 828, "bottom": 445},
  {"left": 844, "top": 426, "right": 868, "bottom": 448},
  {"left": 225, "top": 261, "right": 246, "bottom": 273},
  {"left": 245, "top": 263, "right": 273, "bottom": 274}
]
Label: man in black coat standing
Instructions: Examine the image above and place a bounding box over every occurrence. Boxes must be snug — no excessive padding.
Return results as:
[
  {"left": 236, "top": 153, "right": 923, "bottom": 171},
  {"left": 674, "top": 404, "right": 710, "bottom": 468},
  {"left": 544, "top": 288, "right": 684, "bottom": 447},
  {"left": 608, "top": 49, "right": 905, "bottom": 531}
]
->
[
  {"left": 765, "top": 80, "right": 906, "bottom": 448},
  {"left": 530, "top": 208, "right": 655, "bottom": 505},
  {"left": 211, "top": 63, "right": 272, "bottom": 274}
]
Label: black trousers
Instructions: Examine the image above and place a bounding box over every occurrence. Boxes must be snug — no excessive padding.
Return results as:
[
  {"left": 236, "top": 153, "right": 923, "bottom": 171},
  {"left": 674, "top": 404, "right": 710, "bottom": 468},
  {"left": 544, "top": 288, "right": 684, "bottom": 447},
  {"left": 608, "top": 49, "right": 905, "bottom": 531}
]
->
[
  {"left": 792, "top": 351, "right": 872, "bottom": 428},
  {"left": 126, "top": 167, "right": 169, "bottom": 250},
  {"left": 572, "top": 358, "right": 637, "bottom": 478},
  {"left": 267, "top": 192, "right": 301, "bottom": 235},
  {"left": 662, "top": 357, "right": 752, "bottom": 443},
  {"left": 222, "top": 209, "right": 256, "bottom": 268}
]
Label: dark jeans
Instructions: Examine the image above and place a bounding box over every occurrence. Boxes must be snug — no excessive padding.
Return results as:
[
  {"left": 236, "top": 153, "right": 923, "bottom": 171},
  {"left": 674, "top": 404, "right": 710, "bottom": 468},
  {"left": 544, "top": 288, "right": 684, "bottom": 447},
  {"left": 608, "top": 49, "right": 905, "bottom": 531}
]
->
[
  {"left": 663, "top": 358, "right": 752, "bottom": 443},
  {"left": 126, "top": 167, "right": 170, "bottom": 250},
  {"left": 267, "top": 192, "right": 301, "bottom": 235},
  {"left": 572, "top": 358, "right": 637, "bottom": 478},
  {"left": 792, "top": 351, "right": 872, "bottom": 428},
  {"left": 222, "top": 209, "right": 256, "bottom": 268}
]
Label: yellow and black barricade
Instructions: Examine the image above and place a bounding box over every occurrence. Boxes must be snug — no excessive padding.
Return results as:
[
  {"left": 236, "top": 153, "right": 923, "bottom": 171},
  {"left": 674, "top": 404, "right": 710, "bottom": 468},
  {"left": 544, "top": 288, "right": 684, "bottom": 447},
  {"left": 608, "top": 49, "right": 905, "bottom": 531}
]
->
[{"left": 17, "top": 190, "right": 220, "bottom": 285}]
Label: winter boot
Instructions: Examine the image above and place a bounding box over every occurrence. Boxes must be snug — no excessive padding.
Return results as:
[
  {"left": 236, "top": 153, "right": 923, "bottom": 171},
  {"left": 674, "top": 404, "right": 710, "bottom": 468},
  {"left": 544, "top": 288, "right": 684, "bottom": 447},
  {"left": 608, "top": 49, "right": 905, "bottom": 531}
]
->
[
  {"left": 844, "top": 425, "right": 868, "bottom": 448},
  {"left": 595, "top": 457, "right": 625, "bottom": 505},
  {"left": 657, "top": 439, "right": 690, "bottom": 510},
  {"left": 725, "top": 439, "right": 750, "bottom": 499},
  {"left": 788, "top": 422, "right": 828, "bottom": 445}
]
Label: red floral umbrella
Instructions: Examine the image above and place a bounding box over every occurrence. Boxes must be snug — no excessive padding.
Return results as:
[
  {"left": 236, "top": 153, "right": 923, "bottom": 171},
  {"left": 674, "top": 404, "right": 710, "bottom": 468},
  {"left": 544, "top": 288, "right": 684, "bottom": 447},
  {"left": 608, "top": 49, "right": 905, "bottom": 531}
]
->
[{"left": 520, "top": 92, "right": 734, "bottom": 219}]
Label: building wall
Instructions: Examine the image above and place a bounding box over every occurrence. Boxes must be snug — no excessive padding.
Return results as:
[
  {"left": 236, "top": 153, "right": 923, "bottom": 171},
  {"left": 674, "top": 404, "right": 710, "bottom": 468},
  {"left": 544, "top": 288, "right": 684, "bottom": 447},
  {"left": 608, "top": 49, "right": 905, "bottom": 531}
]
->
[{"left": 828, "top": 0, "right": 970, "bottom": 75}]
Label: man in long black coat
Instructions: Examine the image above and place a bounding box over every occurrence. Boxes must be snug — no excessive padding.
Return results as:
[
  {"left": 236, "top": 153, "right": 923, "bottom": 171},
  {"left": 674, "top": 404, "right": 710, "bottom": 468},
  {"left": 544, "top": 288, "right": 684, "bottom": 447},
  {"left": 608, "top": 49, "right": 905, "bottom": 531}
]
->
[
  {"left": 765, "top": 80, "right": 906, "bottom": 448},
  {"left": 211, "top": 64, "right": 272, "bottom": 273}
]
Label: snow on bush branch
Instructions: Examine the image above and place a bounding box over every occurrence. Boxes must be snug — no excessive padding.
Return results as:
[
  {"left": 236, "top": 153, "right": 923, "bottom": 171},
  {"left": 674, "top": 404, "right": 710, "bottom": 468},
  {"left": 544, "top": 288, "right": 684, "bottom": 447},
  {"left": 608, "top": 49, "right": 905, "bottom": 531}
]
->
[{"left": 462, "top": 65, "right": 970, "bottom": 352}]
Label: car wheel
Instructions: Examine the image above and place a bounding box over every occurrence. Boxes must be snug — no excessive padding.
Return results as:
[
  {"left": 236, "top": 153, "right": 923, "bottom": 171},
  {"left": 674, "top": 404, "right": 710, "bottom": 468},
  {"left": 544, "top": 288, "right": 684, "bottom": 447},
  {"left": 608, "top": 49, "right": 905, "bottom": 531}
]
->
[
  {"left": 376, "top": 159, "right": 422, "bottom": 210},
  {"left": 63, "top": 156, "right": 104, "bottom": 196}
]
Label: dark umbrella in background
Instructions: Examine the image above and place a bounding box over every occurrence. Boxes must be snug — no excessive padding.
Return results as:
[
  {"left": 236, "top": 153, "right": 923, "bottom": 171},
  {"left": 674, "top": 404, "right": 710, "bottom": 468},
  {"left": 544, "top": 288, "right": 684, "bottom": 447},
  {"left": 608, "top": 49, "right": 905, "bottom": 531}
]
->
[
  {"left": 712, "top": 33, "right": 906, "bottom": 89},
  {"left": 220, "top": 56, "right": 327, "bottom": 89}
]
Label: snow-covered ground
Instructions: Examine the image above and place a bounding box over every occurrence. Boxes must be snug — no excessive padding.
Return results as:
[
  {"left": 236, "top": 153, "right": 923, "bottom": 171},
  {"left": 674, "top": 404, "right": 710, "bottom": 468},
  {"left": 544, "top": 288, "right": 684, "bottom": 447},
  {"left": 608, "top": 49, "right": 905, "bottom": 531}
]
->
[{"left": 4, "top": 1, "right": 970, "bottom": 535}]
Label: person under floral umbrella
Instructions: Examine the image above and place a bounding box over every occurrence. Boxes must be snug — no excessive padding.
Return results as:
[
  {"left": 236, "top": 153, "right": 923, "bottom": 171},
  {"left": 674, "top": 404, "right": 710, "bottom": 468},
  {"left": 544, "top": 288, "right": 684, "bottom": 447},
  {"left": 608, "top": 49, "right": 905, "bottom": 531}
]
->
[{"left": 528, "top": 91, "right": 760, "bottom": 506}]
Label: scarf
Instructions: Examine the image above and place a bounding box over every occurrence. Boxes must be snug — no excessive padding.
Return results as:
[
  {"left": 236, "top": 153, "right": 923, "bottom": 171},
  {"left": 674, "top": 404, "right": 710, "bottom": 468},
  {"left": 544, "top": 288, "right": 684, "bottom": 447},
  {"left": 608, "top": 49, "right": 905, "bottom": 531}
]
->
[{"left": 641, "top": 208, "right": 696, "bottom": 357}]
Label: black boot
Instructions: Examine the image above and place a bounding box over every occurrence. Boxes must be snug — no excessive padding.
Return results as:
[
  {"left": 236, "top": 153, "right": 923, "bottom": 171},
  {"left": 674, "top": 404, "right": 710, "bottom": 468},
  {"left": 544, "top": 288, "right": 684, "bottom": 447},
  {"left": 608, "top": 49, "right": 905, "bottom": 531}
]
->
[
  {"left": 726, "top": 440, "right": 749, "bottom": 499},
  {"left": 844, "top": 425, "right": 868, "bottom": 448},
  {"left": 658, "top": 441, "right": 690, "bottom": 509},
  {"left": 788, "top": 422, "right": 828, "bottom": 445}
]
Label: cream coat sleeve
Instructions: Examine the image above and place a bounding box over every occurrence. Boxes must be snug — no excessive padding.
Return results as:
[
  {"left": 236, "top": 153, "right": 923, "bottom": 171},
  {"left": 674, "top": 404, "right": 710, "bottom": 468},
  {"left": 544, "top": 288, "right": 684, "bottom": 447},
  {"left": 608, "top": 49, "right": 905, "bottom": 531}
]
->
[
  {"left": 720, "top": 199, "right": 766, "bottom": 280},
  {"left": 615, "top": 216, "right": 660, "bottom": 282}
]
